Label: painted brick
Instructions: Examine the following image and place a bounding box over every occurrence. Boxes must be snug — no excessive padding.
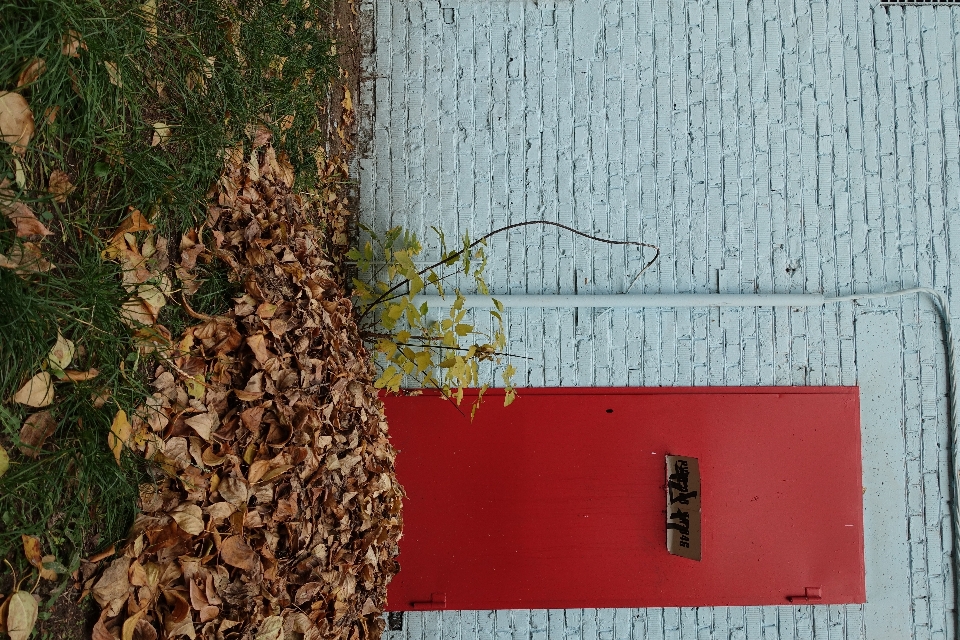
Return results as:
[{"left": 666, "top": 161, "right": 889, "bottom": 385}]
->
[{"left": 363, "top": 0, "right": 958, "bottom": 637}]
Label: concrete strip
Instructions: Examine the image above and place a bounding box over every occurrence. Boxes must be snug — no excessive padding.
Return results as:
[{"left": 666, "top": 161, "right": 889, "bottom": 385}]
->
[{"left": 858, "top": 310, "right": 911, "bottom": 637}]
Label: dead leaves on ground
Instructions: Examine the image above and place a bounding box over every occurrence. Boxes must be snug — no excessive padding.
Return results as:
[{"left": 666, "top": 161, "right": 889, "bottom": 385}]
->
[
  {"left": 87, "top": 135, "right": 402, "bottom": 640},
  {"left": 0, "top": 92, "right": 35, "bottom": 155}
]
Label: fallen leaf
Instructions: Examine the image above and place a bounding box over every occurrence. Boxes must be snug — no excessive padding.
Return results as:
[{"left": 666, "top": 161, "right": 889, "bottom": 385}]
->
[
  {"left": 140, "top": 0, "right": 157, "bottom": 45},
  {"left": 150, "top": 121, "right": 171, "bottom": 147},
  {"left": 172, "top": 504, "right": 205, "bottom": 535},
  {"left": 47, "top": 331, "right": 75, "bottom": 373},
  {"left": 108, "top": 409, "right": 131, "bottom": 464},
  {"left": 13, "top": 372, "right": 54, "bottom": 407},
  {"left": 184, "top": 411, "right": 217, "bottom": 441},
  {"left": 342, "top": 86, "right": 353, "bottom": 112},
  {"left": 0, "top": 92, "right": 34, "bottom": 154},
  {"left": 18, "top": 410, "right": 56, "bottom": 457},
  {"left": 0, "top": 242, "right": 51, "bottom": 274},
  {"left": 121, "top": 609, "right": 146, "bottom": 640},
  {"left": 61, "top": 30, "right": 87, "bottom": 57},
  {"left": 6, "top": 591, "right": 38, "bottom": 640},
  {"left": 13, "top": 157, "right": 25, "bottom": 188},
  {"left": 61, "top": 368, "right": 99, "bottom": 382},
  {"left": 43, "top": 106, "right": 59, "bottom": 124},
  {"left": 0, "top": 444, "right": 8, "bottom": 478},
  {"left": 0, "top": 200, "right": 51, "bottom": 237},
  {"left": 137, "top": 283, "right": 166, "bottom": 319},
  {"left": 103, "top": 61, "right": 122, "bottom": 87},
  {"left": 16, "top": 59, "right": 46, "bottom": 88},
  {"left": 21, "top": 535, "right": 42, "bottom": 566},
  {"left": 220, "top": 536, "right": 256, "bottom": 571},
  {"left": 48, "top": 170, "right": 75, "bottom": 203},
  {"left": 91, "top": 557, "right": 131, "bottom": 609},
  {"left": 254, "top": 616, "right": 282, "bottom": 640},
  {"left": 120, "top": 297, "right": 155, "bottom": 327}
]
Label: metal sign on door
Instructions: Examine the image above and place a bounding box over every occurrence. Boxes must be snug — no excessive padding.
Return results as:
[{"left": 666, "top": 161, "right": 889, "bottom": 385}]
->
[{"left": 381, "top": 387, "right": 865, "bottom": 610}]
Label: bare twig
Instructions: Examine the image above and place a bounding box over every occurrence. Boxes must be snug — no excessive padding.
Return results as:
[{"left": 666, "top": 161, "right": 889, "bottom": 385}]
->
[{"left": 357, "top": 220, "right": 660, "bottom": 322}]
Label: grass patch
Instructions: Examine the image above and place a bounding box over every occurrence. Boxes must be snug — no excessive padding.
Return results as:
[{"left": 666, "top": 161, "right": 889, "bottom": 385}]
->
[{"left": 0, "top": 0, "right": 336, "bottom": 591}]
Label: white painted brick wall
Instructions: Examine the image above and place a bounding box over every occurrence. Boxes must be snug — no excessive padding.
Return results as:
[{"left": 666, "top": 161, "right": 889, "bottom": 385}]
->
[{"left": 358, "top": 0, "right": 960, "bottom": 637}]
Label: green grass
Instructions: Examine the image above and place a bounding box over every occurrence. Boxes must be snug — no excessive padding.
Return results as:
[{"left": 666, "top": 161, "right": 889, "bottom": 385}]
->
[{"left": 0, "top": 0, "right": 336, "bottom": 589}]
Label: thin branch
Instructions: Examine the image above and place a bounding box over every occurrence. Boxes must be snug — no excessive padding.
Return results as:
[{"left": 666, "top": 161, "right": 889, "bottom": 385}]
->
[{"left": 357, "top": 220, "right": 660, "bottom": 322}]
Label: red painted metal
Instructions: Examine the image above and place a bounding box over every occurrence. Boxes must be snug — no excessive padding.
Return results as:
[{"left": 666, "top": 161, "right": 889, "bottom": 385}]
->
[{"left": 382, "top": 387, "right": 865, "bottom": 611}]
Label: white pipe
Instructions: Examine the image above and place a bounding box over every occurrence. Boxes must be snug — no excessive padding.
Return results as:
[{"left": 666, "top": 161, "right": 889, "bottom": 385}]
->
[{"left": 415, "top": 293, "right": 826, "bottom": 308}]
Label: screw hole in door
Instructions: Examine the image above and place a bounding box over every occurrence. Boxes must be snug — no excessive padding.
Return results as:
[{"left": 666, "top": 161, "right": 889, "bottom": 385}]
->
[{"left": 606, "top": 409, "right": 614, "bottom": 413}]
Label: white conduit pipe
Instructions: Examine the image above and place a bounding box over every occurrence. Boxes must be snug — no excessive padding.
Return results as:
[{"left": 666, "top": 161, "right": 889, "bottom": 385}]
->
[{"left": 415, "top": 287, "right": 960, "bottom": 619}]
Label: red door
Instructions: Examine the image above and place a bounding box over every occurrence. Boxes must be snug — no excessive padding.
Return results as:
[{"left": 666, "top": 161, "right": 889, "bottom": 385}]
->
[{"left": 382, "top": 387, "right": 865, "bottom": 610}]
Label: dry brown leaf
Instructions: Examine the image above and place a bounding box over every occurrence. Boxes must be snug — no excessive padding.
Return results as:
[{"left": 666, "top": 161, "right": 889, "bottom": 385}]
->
[
  {"left": 48, "top": 170, "right": 75, "bottom": 203},
  {"left": 61, "top": 30, "right": 87, "bottom": 57},
  {"left": 62, "top": 368, "right": 99, "bottom": 382},
  {"left": 0, "top": 444, "right": 8, "bottom": 479},
  {"left": 1, "top": 200, "right": 52, "bottom": 238},
  {"left": 108, "top": 409, "right": 131, "bottom": 464},
  {"left": 103, "top": 61, "right": 122, "bottom": 87},
  {"left": 254, "top": 616, "right": 282, "bottom": 640},
  {"left": 172, "top": 504, "right": 205, "bottom": 535},
  {"left": 121, "top": 298, "right": 155, "bottom": 328},
  {"left": 92, "top": 557, "right": 130, "bottom": 615},
  {"left": 6, "top": 591, "right": 38, "bottom": 640},
  {"left": 18, "top": 410, "right": 56, "bottom": 457},
  {"left": 0, "top": 92, "right": 35, "bottom": 154},
  {"left": 13, "top": 372, "right": 53, "bottom": 407},
  {"left": 184, "top": 411, "right": 217, "bottom": 441},
  {"left": 220, "top": 536, "right": 256, "bottom": 571},
  {"left": 0, "top": 242, "right": 51, "bottom": 274},
  {"left": 16, "top": 59, "right": 46, "bottom": 88},
  {"left": 246, "top": 334, "right": 270, "bottom": 363},
  {"left": 43, "top": 106, "right": 59, "bottom": 124}
]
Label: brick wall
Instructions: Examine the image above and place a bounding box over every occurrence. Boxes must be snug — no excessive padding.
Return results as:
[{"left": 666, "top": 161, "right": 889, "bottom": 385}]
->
[{"left": 358, "top": 0, "right": 960, "bottom": 637}]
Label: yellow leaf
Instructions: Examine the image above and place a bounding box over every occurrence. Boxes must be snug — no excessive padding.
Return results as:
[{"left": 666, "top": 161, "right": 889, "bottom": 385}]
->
[
  {"left": 0, "top": 444, "right": 8, "bottom": 478},
  {"left": 6, "top": 591, "right": 38, "bottom": 640},
  {"left": 0, "top": 92, "right": 34, "bottom": 155},
  {"left": 13, "top": 372, "right": 53, "bottom": 407},
  {"left": 108, "top": 409, "right": 131, "bottom": 464},
  {"left": 122, "top": 609, "right": 146, "bottom": 640},
  {"left": 21, "top": 534, "right": 42, "bottom": 567},
  {"left": 185, "top": 374, "right": 205, "bottom": 400},
  {"left": 47, "top": 331, "right": 75, "bottom": 374},
  {"left": 455, "top": 323, "right": 473, "bottom": 336}
]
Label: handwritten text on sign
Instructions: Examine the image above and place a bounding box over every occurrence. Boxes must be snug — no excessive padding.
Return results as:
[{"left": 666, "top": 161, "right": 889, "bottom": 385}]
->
[{"left": 666, "top": 455, "right": 701, "bottom": 561}]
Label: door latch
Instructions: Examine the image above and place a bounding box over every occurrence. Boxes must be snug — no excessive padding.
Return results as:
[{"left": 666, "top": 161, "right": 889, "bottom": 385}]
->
[
  {"left": 411, "top": 592, "right": 447, "bottom": 610},
  {"left": 787, "top": 587, "right": 823, "bottom": 603}
]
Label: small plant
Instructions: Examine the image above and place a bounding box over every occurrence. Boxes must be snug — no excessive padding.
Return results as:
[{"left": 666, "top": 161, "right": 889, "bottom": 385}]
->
[
  {"left": 349, "top": 219, "right": 660, "bottom": 418},
  {"left": 349, "top": 224, "right": 518, "bottom": 417}
]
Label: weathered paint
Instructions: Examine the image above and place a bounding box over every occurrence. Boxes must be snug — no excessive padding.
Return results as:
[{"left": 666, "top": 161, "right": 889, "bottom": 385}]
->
[{"left": 359, "top": 0, "right": 960, "bottom": 637}]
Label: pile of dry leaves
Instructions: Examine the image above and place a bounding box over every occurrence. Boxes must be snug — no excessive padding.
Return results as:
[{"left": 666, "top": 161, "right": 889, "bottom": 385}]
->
[{"left": 84, "top": 133, "right": 403, "bottom": 640}]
